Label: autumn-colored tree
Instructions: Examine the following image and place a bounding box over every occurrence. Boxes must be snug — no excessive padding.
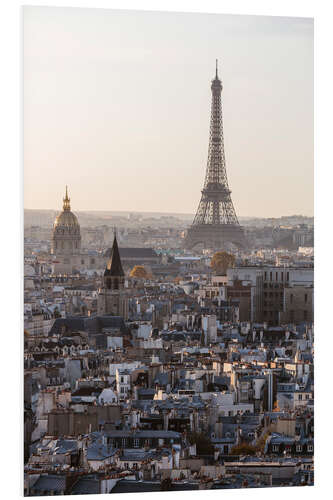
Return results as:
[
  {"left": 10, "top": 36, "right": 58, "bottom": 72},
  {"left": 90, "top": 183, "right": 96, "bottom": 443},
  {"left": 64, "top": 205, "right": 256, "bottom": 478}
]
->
[
  {"left": 210, "top": 251, "right": 235, "bottom": 274},
  {"left": 129, "top": 265, "right": 151, "bottom": 279},
  {"left": 229, "top": 443, "right": 257, "bottom": 456},
  {"left": 255, "top": 432, "right": 269, "bottom": 454}
]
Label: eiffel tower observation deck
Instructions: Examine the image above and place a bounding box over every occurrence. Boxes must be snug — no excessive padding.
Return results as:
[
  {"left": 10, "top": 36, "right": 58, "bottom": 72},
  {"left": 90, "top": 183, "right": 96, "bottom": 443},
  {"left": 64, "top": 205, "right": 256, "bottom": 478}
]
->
[{"left": 184, "top": 61, "right": 246, "bottom": 250}]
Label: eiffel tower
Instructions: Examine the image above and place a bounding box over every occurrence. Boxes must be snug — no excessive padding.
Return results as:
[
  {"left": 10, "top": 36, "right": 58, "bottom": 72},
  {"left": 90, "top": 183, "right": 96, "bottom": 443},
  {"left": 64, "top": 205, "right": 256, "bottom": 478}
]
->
[{"left": 184, "top": 61, "right": 246, "bottom": 250}]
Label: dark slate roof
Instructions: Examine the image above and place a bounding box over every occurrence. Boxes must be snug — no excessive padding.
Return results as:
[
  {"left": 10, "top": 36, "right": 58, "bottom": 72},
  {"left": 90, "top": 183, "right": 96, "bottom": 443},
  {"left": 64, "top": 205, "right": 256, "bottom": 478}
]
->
[
  {"left": 49, "top": 315, "right": 126, "bottom": 336},
  {"left": 138, "top": 388, "right": 156, "bottom": 397},
  {"left": 31, "top": 474, "right": 66, "bottom": 493},
  {"left": 111, "top": 480, "right": 162, "bottom": 494},
  {"left": 154, "top": 372, "right": 169, "bottom": 386},
  {"left": 112, "top": 480, "right": 199, "bottom": 493},
  {"left": 214, "top": 376, "right": 230, "bottom": 387},
  {"left": 52, "top": 438, "right": 78, "bottom": 454},
  {"left": 86, "top": 443, "right": 116, "bottom": 461},
  {"left": 104, "top": 235, "right": 124, "bottom": 277},
  {"left": 70, "top": 476, "right": 100, "bottom": 495},
  {"left": 104, "top": 247, "right": 158, "bottom": 259}
]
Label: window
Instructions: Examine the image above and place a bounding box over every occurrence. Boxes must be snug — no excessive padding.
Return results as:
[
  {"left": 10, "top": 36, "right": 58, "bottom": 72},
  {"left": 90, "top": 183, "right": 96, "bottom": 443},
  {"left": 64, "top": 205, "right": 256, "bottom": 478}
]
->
[
  {"left": 287, "top": 272, "right": 289, "bottom": 281},
  {"left": 134, "top": 438, "right": 140, "bottom": 448},
  {"left": 290, "top": 294, "right": 293, "bottom": 304},
  {"left": 272, "top": 445, "right": 279, "bottom": 452},
  {"left": 270, "top": 272, "right": 272, "bottom": 281},
  {"left": 276, "top": 272, "right": 278, "bottom": 281},
  {"left": 304, "top": 311, "right": 308, "bottom": 320},
  {"left": 296, "top": 445, "right": 302, "bottom": 452},
  {"left": 308, "top": 444, "right": 313, "bottom": 452},
  {"left": 298, "top": 394, "right": 302, "bottom": 400},
  {"left": 264, "top": 271, "right": 267, "bottom": 280},
  {"left": 281, "top": 272, "right": 284, "bottom": 281},
  {"left": 305, "top": 293, "right": 308, "bottom": 303}
]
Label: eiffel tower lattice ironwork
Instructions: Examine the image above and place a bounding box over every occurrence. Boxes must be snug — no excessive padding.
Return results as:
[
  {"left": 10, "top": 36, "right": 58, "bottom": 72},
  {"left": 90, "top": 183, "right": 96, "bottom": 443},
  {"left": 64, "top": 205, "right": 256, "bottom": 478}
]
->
[{"left": 184, "top": 60, "right": 246, "bottom": 250}]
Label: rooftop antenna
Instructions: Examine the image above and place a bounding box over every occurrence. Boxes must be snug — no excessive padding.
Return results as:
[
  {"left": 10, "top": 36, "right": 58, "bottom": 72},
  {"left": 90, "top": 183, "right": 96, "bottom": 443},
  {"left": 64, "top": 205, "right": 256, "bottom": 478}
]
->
[{"left": 216, "top": 59, "right": 218, "bottom": 78}]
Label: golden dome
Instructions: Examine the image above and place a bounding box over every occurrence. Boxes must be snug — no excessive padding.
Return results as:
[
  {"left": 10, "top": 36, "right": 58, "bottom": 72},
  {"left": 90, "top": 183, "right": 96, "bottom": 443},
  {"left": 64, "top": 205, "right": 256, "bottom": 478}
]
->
[
  {"left": 54, "top": 210, "right": 80, "bottom": 229},
  {"left": 53, "top": 186, "right": 80, "bottom": 230}
]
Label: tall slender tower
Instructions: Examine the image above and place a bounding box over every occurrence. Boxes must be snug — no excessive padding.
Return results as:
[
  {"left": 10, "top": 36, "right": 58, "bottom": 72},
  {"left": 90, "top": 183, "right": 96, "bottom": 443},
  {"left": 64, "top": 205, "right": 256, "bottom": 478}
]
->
[
  {"left": 184, "top": 61, "right": 245, "bottom": 250},
  {"left": 97, "top": 232, "right": 129, "bottom": 319}
]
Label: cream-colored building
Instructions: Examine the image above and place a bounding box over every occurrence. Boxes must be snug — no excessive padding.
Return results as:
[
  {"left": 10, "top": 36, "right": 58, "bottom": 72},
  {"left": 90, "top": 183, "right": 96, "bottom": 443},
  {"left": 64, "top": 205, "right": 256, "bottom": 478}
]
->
[{"left": 51, "top": 187, "right": 82, "bottom": 274}]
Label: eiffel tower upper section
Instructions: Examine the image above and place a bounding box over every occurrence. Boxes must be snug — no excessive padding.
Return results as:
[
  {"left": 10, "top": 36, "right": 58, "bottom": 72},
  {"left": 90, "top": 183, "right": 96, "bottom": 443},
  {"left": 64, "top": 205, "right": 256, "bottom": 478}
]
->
[{"left": 184, "top": 61, "right": 245, "bottom": 250}]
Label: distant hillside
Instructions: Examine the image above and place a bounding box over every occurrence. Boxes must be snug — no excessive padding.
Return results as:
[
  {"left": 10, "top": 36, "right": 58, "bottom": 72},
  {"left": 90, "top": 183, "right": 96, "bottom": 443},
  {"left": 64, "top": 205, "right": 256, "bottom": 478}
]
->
[{"left": 24, "top": 209, "right": 313, "bottom": 228}]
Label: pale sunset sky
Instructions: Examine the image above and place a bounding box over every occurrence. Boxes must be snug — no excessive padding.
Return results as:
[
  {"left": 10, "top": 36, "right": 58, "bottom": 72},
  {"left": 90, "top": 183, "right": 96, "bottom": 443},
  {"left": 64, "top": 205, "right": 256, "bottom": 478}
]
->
[{"left": 24, "top": 7, "right": 313, "bottom": 217}]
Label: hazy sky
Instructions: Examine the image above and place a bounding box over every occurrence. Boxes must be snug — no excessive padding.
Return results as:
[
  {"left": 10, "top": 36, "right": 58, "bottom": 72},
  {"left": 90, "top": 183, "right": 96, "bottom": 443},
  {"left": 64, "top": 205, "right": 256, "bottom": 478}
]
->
[{"left": 24, "top": 7, "right": 313, "bottom": 217}]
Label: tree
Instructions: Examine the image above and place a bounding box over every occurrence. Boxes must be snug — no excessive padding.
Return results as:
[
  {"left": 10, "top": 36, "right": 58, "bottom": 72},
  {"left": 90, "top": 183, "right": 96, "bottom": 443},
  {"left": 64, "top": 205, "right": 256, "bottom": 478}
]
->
[
  {"left": 188, "top": 432, "right": 214, "bottom": 455},
  {"left": 129, "top": 265, "right": 151, "bottom": 279},
  {"left": 160, "top": 478, "right": 172, "bottom": 491},
  {"left": 255, "top": 432, "right": 269, "bottom": 454},
  {"left": 210, "top": 251, "right": 235, "bottom": 275},
  {"left": 229, "top": 443, "right": 257, "bottom": 456},
  {"left": 53, "top": 307, "right": 61, "bottom": 318}
]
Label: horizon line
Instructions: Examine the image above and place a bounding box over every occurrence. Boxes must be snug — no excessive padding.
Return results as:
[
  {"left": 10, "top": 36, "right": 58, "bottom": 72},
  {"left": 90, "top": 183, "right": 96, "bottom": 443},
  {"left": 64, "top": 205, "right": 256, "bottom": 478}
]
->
[{"left": 23, "top": 207, "right": 314, "bottom": 219}]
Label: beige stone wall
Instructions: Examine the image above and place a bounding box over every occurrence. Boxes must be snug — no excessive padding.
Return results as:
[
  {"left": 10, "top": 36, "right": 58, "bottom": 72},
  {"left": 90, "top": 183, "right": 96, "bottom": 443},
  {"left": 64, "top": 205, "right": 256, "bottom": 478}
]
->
[{"left": 271, "top": 418, "right": 296, "bottom": 436}]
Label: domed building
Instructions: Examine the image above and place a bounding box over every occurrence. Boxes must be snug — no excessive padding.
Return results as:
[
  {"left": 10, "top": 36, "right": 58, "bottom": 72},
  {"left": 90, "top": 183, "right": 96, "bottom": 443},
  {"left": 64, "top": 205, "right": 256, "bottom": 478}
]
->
[
  {"left": 52, "top": 187, "right": 81, "bottom": 256},
  {"left": 51, "top": 187, "right": 82, "bottom": 274}
]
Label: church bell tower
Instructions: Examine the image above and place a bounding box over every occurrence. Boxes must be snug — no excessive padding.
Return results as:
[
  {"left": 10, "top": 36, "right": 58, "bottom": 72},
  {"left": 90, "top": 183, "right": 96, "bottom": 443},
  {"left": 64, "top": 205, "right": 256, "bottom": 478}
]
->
[{"left": 97, "top": 232, "right": 129, "bottom": 319}]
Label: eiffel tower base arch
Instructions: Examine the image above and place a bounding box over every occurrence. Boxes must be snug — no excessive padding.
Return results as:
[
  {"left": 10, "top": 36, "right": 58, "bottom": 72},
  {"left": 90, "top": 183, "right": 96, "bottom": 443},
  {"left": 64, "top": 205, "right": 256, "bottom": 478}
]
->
[{"left": 184, "top": 224, "right": 246, "bottom": 251}]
